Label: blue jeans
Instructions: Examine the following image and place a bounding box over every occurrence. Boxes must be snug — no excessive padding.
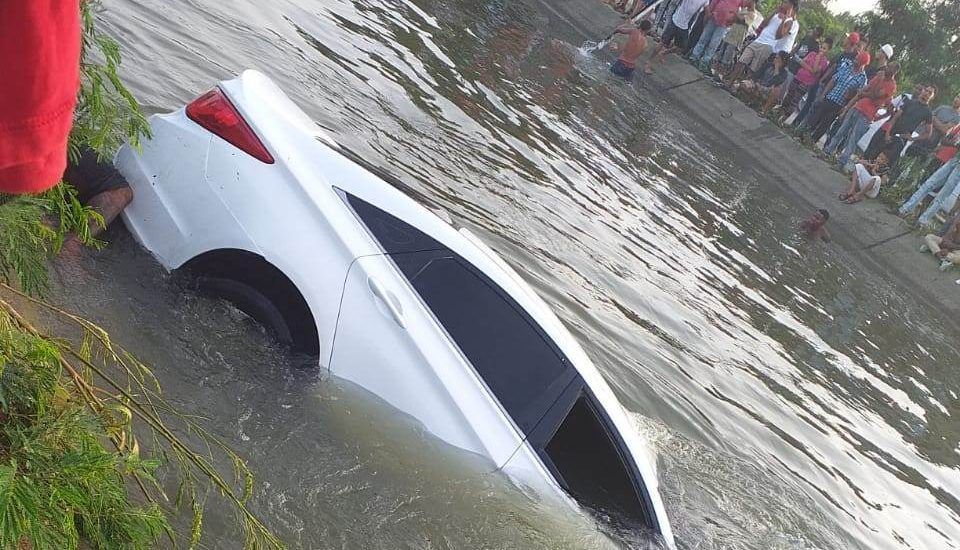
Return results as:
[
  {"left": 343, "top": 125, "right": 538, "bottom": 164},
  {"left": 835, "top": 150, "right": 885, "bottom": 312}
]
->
[
  {"left": 793, "top": 81, "right": 820, "bottom": 126},
  {"left": 898, "top": 157, "right": 960, "bottom": 225},
  {"left": 824, "top": 109, "right": 871, "bottom": 169},
  {"left": 691, "top": 19, "right": 728, "bottom": 65}
]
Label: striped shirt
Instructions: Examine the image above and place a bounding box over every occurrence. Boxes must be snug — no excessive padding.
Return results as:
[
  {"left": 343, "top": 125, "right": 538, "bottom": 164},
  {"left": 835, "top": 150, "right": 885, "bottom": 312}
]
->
[{"left": 826, "top": 62, "right": 867, "bottom": 105}]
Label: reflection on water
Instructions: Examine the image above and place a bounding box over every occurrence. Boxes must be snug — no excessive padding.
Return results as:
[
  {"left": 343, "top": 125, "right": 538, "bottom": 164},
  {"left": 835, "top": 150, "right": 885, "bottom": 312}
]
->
[{"left": 70, "top": 0, "right": 960, "bottom": 548}]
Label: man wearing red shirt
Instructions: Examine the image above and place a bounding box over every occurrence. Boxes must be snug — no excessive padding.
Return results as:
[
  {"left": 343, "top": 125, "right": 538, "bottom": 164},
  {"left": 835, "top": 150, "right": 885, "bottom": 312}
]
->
[
  {"left": 0, "top": 0, "right": 81, "bottom": 194},
  {"left": 825, "top": 62, "right": 899, "bottom": 171},
  {"left": 690, "top": 0, "right": 743, "bottom": 71}
]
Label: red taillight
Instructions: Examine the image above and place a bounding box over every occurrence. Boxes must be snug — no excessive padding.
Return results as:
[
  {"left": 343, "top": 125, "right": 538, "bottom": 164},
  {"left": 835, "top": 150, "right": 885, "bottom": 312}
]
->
[{"left": 185, "top": 88, "right": 275, "bottom": 164}]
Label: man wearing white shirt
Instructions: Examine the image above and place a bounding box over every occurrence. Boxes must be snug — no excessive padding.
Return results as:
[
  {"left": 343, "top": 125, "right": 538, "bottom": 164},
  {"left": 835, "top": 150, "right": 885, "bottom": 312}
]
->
[
  {"left": 645, "top": 0, "right": 709, "bottom": 74},
  {"left": 724, "top": 0, "right": 798, "bottom": 83}
]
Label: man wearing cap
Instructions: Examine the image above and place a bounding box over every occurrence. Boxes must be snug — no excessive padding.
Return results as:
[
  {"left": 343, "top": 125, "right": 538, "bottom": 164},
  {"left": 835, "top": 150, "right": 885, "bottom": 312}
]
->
[
  {"left": 814, "top": 32, "right": 860, "bottom": 91},
  {"left": 866, "top": 44, "right": 894, "bottom": 80},
  {"left": 826, "top": 61, "right": 899, "bottom": 170},
  {"left": 801, "top": 50, "right": 870, "bottom": 144}
]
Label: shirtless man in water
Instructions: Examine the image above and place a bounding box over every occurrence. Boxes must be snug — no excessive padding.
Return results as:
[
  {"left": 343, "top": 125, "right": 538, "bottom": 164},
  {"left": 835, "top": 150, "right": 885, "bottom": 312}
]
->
[
  {"left": 800, "top": 209, "right": 831, "bottom": 242},
  {"left": 609, "top": 20, "right": 652, "bottom": 82}
]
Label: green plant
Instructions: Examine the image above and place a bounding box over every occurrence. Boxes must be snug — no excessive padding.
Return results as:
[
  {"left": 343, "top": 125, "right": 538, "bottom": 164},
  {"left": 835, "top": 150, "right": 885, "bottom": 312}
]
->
[{"left": 0, "top": 2, "right": 283, "bottom": 548}]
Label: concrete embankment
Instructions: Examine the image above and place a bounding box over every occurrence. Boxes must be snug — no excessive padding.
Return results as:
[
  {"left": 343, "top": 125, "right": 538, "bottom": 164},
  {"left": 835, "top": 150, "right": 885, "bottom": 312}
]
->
[{"left": 542, "top": 0, "right": 960, "bottom": 328}]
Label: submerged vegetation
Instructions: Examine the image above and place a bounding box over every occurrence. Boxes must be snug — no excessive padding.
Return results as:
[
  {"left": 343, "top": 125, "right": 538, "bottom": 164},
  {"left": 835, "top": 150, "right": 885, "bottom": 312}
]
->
[{"left": 0, "top": 2, "right": 281, "bottom": 548}]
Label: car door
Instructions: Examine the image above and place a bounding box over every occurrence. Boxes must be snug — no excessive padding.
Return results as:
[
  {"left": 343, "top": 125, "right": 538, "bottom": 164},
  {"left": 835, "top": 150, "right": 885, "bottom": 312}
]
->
[{"left": 329, "top": 254, "right": 492, "bottom": 459}]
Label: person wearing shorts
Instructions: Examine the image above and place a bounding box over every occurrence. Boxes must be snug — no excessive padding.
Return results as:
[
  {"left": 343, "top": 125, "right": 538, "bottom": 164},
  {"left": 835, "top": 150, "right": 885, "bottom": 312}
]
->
[
  {"left": 724, "top": 0, "right": 798, "bottom": 82},
  {"left": 609, "top": 20, "right": 652, "bottom": 82},
  {"left": 645, "top": 0, "right": 708, "bottom": 74}
]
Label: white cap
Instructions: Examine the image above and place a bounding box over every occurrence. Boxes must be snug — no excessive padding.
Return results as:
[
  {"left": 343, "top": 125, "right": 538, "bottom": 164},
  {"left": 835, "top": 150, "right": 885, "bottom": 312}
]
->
[{"left": 881, "top": 44, "right": 894, "bottom": 59}]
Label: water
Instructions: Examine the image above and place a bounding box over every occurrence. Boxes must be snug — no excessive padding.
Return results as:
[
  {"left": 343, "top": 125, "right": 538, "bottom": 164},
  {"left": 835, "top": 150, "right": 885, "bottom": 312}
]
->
[{"left": 56, "top": 0, "right": 960, "bottom": 548}]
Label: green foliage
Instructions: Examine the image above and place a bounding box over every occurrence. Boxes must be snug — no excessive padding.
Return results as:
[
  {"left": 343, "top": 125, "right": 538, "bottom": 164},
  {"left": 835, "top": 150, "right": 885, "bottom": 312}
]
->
[
  {"left": 0, "top": 2, "right": 284, "bottom": 549},
  {"left": 0, "top": 321, "right": 168, "bottom": 548},
  {"left": 73, "top": 0, "right": 151, "bottom": 162},
  {"left": 861, "top": 0, "right": 960, "bottom": 99},
  {"left": 0, "top": 187, "right": 103, "bottom": 296}
]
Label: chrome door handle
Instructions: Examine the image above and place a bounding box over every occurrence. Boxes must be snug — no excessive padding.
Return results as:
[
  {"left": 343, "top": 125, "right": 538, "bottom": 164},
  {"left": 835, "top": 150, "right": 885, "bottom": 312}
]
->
[{"left": 367, "top": 277, "right": 405, "bottom": 328}]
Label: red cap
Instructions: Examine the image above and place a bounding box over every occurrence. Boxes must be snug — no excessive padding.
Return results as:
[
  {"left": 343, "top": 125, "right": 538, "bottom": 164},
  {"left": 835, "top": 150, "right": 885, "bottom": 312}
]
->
[
  {"left": 856, "top": 51, "right": 871, "bottom": 67},
  {"left": 848, "top": 32, "right": 861, "bottom": 44}
]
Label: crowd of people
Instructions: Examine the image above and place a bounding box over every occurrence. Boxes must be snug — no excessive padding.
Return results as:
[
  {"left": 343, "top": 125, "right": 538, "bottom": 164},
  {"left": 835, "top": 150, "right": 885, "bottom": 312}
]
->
[{"left": 606, "top": 0, "right": 960, "bottom": 271}]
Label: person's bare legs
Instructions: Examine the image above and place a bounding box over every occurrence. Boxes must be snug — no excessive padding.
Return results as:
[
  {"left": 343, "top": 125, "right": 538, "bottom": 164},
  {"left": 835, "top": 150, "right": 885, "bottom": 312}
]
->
[
  {"left": 645, "top": 43, "right": 672, "bottom": 74},
  {"left": 725, "top": 61, "right": 748, "bottom": 83},
  {"left": 840, "top": 170, "right": 860, "bottom": 200},
  {"left": 760, "top": 85, "right": 780, "bottom": 114},
  {"left": 845, "top": 179, "right": 874, "bottom": 203}
]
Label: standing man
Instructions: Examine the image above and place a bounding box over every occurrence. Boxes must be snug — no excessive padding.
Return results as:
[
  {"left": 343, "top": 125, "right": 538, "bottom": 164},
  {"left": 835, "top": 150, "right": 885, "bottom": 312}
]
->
[
  {"left": 689, "top": 0, "right": 742, "bottom": 72},
  {"left": 864, "top": 85, "right": 934, "bottom": 163},
  {"left": 801, "top": 51, "right": 870, "bottom": 144},
  {"left": 645, "top": 0, "right": 709, "bottom": 74},
  {"left": 865, "top": 44, "right": 894, "bottom": 80},
  {"left": 609, "top": 20, "right": 653, "bottom": 82},
  {"left": 898, "top": 149, "right": 960, "bottom": 227},
  {"left": 780, "top": 39, "right": 829, "bottom": 123},
  {"left": 714, "top": 0, "right": 762, "bottom": 74},
  {"left": 724, "top": 0, "right": 798, "bottom": 83},
  {"left": 909, "top": 94, "right": 960, "bottom": 157},
  {"left": 825, "top": 62, "right": 899, "bottom": 170}
]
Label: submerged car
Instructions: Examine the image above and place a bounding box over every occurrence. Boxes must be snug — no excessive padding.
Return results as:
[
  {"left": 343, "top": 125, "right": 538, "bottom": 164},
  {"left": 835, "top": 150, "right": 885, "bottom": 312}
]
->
[{"left": 116, "top": 70, "right": 675, "bottom": 546}]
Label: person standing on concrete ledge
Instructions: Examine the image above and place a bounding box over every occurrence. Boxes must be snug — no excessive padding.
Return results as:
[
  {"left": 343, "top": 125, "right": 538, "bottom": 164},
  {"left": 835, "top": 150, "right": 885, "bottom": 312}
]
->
[
  {"left": 644, "top": 0, "right": 708, "bottom": 74},
  {"left": 689, "top": 0, "right": 741, "bottom": 72},
  {"left": 800, "top": 51, "right": 869, "bottom": 144},
  {"left": 922, "top": 216, "right": 960, "bottom": 271},
  {"left": 609, "top": 20, "right": 653, "bottom": 81},
  {"left": 714, "top": 0, "right": 761, "bottom": 74},
  {"left": 724, "top": 0, "right": 797, "bottom": 83},
  {"left": 898, "top": 151, "right": 960, "bottom": 227},
  {"left": 825, "top": 62, "right": 899, "bottom": 171}
]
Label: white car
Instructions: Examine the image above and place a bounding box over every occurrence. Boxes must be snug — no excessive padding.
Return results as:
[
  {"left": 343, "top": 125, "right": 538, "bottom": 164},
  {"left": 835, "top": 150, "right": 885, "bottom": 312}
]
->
[{"left": 116, "top": 70, "right": 675, "bottom": 546}]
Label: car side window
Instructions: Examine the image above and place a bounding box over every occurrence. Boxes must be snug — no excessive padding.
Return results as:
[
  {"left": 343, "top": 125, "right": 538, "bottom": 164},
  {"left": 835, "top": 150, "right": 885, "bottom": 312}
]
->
[
  {"left": 407, "top": 256, "right": 574, "bottom": 434},
  {"left": 341, "top": 190, "right": 575, "bottom": 434}
]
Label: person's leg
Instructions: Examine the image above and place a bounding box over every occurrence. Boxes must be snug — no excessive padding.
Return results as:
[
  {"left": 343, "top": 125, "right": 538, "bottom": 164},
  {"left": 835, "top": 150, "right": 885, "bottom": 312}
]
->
[
  {"left": 918, "top": 164, "right": 960, "bottom": 226},
  {"left": 837, "top": 111, "right": 872, "bottom": 169},
  {"left": 726, "top": 42, "right": 757, "bottom": 82},
  {"left": 702, "top": 26, "right": 728, "bottom": 67},
  {"left": 924, "top": 234, "right": 943, "bottom": 255},
  {"left": 646, "top": 22, "right": 678, "bottom": 72},
  {"left": 899, "top": 158, "right": 958, "bottom": 216},
  {"left": 811, "top": 103, "right": 841, "bottom": 142},
  {"left": 842, "top": 166, "right": 861, "bottom": 199},
  {"left": 848, "top": 177, "right": 877, "bottom": 203},
  {"left": 760, "top": 85, "right": 780, "bottom": 114},
  {"left": 824, "top": 109, "right": 855, "bottom": 155},
  {"left": 863, "top": 130, "right": 887, "bottom": 160},
  {"left": 794, "top": 82, "right": 820, "bottom": 126},
  {"left": 690, "top": 19, "right": 717, "bottom": 61},
  {"left": 945, "top": 250, "right": 960, "bottom": 266}
]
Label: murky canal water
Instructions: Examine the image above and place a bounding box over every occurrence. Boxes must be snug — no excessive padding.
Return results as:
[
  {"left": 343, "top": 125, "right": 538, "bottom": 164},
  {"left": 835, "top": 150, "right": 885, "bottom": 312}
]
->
[{"left": 55, "top": 0, "right": 960, "bottom": 548}]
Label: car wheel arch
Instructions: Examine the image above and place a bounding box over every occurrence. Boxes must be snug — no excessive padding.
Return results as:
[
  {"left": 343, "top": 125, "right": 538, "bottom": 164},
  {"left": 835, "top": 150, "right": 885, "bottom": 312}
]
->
[{"left": 177, "top": 248, "right": 320, "bottom": 356}]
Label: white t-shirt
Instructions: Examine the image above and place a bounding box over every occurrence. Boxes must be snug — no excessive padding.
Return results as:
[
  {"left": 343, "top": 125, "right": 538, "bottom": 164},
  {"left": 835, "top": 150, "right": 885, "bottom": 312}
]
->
[
  {"left": 774, "top": 18, "right": 799, "bottom": 52},
  {"left": 671, "top": 0, "right": 709, "bottom": 30},
  {"left": 754, "top": 13, "right": 797, "bottom": 51}
]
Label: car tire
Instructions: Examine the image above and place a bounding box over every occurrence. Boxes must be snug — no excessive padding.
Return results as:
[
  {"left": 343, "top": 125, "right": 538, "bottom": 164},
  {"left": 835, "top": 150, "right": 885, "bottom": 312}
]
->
[{"left": 195, "top": 275, "right": 295, "bottom": 347}]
